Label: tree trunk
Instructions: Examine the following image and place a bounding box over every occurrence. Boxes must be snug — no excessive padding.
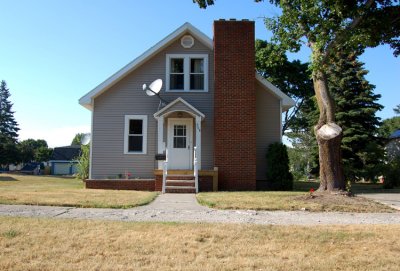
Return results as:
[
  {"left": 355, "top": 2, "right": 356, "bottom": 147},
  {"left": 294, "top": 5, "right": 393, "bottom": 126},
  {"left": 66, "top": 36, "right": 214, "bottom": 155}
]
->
[{"left": 313, "top": 71, "right": 345, "bottom": 191}]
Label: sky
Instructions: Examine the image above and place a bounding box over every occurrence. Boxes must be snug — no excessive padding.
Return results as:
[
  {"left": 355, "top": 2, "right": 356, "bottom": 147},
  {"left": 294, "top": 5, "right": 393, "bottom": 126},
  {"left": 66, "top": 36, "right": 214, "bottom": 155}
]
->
[{"left": 1, "top": 0, "right": 398, "bottom": 148}]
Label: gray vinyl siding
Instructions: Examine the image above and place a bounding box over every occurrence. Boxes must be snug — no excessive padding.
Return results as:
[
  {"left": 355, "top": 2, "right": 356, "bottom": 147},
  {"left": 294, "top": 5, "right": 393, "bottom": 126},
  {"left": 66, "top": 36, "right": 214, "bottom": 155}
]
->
[
  {"left": 256, "top": 81, "right": 282, "bottom": 180},
  {"left": 91, "top": 33, "right": 214, "bottom": 179}
]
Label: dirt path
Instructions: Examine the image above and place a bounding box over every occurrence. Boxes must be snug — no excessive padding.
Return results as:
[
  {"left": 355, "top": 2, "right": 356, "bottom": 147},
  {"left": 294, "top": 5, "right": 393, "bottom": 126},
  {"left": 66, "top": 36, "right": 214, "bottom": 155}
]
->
[{"left": 1, "top": 194, "right": 399, "bottom": 225}]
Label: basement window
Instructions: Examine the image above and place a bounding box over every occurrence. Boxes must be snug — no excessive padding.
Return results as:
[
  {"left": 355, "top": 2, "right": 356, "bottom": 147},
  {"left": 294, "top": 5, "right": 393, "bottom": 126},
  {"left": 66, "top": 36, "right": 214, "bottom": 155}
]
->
[
  {"left": 124, "top": 115, "right": 147, "bottom": 154},
  {"left": 166, "top": 54, "right": 208, "bottom": 92}
]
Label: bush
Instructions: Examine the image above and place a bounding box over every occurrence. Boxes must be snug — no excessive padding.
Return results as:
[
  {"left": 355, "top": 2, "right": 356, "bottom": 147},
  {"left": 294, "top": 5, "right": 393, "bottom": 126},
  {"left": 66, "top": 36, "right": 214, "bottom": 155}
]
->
[
  {"left": 76, "top": 145, "right": 89, "bottom": 180},
  {"left": 266, "top": 142, "right": 293, "bottom": 190},
  {"left": 383, "top": 156, "right": 400, "bottom": 189}
]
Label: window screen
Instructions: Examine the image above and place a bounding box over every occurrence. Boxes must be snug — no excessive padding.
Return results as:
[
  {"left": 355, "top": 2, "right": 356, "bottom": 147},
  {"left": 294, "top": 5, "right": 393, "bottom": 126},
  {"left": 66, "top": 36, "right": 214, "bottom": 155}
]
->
[
  {"left": 128, "top": 119, "right": 143, "bottom": 152},
  {"left": 170, "top": 58, "right": 184, "bottom": 90}
]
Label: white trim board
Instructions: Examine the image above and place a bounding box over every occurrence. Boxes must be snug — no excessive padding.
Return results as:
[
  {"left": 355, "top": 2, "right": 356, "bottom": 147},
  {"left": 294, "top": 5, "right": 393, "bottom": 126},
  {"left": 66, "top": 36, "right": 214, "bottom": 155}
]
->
[
  {"left": 165, "top": 54, "right": 209, "bottom": 92},
  {"left": 154, "top": 97, "right": 205, "bottom": 119},
  {"left": 123, "top": 115, "right": 148, "bottom": 155}
]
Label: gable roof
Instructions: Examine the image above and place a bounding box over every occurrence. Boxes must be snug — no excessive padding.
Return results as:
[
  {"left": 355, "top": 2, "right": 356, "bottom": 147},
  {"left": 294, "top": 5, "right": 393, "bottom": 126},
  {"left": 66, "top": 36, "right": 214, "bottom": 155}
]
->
[
  {"left": 50, "top": 146, "right": 81, "bottom": 161},
  {"left": 389, "top": 129, "right": 400, "bottom": 139},
  {"left": 79, "top": 23, "right": 212, "bottom": 110},
  {"left": 79, "top": 22, "right": 295, "bottom": 112},
  {"left": 154, "top": 97, "right": 205, "bottom": 119}
]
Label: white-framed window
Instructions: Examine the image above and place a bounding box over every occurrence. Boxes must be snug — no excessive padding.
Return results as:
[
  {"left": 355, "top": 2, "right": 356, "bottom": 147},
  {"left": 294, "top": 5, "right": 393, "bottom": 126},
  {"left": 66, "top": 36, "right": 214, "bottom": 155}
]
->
[
  {"left": 124, "top": 115, "right": 147, "bottom": 154},
  {"left": 166, "top": 54, "right": 208, "bottom": 92}
]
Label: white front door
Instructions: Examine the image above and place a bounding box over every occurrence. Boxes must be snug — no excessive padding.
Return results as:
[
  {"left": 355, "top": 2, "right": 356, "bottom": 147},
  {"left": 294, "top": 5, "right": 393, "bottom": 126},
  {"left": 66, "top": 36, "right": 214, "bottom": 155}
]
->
[{"left": 167, "top": 118, "right": 193, "bottom": 169}]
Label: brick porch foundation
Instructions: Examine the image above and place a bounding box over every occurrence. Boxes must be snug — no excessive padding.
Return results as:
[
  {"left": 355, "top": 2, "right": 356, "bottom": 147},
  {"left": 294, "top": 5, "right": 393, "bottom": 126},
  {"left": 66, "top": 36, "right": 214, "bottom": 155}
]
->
[
  {"left": 85, "top": 179, "right": 155, "bottom": 191},
  {"left": 85, "top": 170, "right": 216, "bottom": 192}
]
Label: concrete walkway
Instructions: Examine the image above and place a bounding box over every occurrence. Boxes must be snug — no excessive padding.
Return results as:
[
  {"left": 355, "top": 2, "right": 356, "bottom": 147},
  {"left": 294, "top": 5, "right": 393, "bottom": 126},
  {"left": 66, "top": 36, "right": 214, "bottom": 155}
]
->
[
  {"left": 358, "top": 193, "right": 400, "bottom": 210},
  {"left": 140, "top": 193, "right": 208, "bottom": 211},
  {"left": 1, "top": 194, "right": 400, "bottom": 225}
]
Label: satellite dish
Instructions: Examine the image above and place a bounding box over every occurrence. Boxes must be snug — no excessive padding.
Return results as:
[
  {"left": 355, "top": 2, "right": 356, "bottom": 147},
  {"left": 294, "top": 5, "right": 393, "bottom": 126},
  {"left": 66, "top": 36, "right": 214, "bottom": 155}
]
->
[
  {"left": 142, "top": 79, "right": 167, "bottom": 108},
  {"left": 149, "top": 79, "right": 162, "bottom": 93},
  {"left": 81, "top": 133, "right": 91, "bottom": 145},
  {"left": 144, "top": 79, "right": 162, "bottom": 97}
]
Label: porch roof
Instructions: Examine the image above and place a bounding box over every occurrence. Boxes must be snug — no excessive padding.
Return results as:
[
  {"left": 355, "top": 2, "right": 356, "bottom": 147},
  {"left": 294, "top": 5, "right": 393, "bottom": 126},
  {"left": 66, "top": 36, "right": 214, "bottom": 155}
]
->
[{"left": 153, "top": 97, "right": 205, "bottom": 119}]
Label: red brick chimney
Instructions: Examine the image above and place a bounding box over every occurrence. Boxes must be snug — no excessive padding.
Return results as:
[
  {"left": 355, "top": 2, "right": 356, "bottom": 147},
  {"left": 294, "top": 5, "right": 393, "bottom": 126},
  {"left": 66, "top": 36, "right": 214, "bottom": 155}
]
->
[{"left": 213, "top": 19, "right": 256, "bottom": 190}]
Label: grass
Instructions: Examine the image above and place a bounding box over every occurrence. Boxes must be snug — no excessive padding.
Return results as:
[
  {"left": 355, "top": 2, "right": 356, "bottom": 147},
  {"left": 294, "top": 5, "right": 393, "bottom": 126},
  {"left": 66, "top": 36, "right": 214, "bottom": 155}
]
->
[
  {"left": 1, "top": 173, "right": 396, "bottom": 212},
  {"left": 197, "top": 181, "right": 397, "bottom": 212},
  {"left": 0, "top": 216, "right": 399, "bottom": 271},
  {"left": 1, "top": 229, "right": 20, "bottom": 239},
  {"left": 0, "top": 174, "right": 157, "bottom": 208},
  {"left": 293, "top": 181, "right": 400, "bottom": 194}
]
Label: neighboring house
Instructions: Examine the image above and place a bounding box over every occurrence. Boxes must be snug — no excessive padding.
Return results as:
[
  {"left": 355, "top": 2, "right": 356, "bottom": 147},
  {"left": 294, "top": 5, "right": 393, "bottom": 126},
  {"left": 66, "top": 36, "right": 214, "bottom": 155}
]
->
[
  {"left": 387, "top": 129, "right": 400, "bottom": 161},
  {"left": 79, "top": 20, "right": 295, "bottom": 192},
  {"left": 49, "top": 146, "right": 81, "bottom": 175}
]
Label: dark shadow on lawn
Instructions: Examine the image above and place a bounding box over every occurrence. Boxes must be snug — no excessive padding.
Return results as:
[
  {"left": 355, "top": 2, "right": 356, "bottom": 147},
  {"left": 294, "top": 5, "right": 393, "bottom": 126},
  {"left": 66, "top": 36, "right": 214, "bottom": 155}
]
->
[
  {"left": 257, "top": 180, "right": 400, "bottom": 193},
  {"left": 0, "top": 176, "right": 18, "bottom": 181},
  {"left": 352, "top": 183, "right": 400, "bottom": 194},
  {"left": 294, "top": 181, "right": 400, "bottom": 194},
  {"left": 256, "top": 180, "right": 319, "bottom": 192}
]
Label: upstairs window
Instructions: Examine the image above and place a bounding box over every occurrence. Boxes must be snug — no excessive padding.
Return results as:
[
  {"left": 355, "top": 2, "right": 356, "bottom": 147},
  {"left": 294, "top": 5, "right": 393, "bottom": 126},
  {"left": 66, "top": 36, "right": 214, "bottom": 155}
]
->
[
  {"left": 166, "top": 54, "right": 208, "bottom": 92},
  {"left": 190, "top": 58, "right": 204, "bottom": 90},
  {"left": 124, "top": 115, "right": 147, "bottom": 154},
  {"left": 170, "top": 58, "right": 184, "bottom": 90}
]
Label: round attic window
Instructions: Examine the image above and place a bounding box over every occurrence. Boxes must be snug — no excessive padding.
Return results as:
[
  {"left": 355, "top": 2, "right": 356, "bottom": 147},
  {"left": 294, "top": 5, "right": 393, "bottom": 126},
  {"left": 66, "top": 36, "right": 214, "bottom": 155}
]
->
[{"left": 181, "top": 35, "right": 194, "bottom": 48}]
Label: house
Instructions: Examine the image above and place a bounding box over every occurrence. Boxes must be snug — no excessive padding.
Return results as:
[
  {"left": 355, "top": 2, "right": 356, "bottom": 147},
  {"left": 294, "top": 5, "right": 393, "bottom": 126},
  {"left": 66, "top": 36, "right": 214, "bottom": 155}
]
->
[
  {"left": 79, "top": 20, "right": 295, "bottom": 192},
  {"left": 387, "top": 129, "right": 400, "bottom": 161},
  {"left": 49, "top": 146, "right": 81, "bottom": 175}
]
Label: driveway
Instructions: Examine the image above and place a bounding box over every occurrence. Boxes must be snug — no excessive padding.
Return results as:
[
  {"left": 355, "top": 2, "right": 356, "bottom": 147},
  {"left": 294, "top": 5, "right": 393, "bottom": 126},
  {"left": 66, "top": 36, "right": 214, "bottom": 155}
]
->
[{"left": 358, "top": 193, "right": 400, "bottom": 210}]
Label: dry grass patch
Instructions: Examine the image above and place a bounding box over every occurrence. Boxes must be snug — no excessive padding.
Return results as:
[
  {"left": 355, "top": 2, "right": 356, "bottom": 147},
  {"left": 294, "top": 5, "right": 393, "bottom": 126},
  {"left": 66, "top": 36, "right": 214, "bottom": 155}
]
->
[
  {"left": 1, "top": 216, "right": 399, "bottom": 271},
  {"left": 197, "top": 191, "right": 395, "bottom": 212},
  {"left": 0, "top": 174, "right": 157, "bottom": 208}
]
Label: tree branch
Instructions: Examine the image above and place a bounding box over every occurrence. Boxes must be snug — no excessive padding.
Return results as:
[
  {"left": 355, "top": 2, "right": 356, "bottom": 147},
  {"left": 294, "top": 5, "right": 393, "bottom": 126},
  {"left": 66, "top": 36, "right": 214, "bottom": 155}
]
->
[
  {"left": 282, "top": 98, "right": 305, "bottom": 134},
  {"left": 322, "top": 0, "right": 375, "bottom": 64}
]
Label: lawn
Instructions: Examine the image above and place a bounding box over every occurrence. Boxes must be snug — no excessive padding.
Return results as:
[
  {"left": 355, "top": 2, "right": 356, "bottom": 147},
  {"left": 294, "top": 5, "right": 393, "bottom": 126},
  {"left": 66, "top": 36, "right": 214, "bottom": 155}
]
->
[
  {"left": 0, "top": 174, "right": 157, "bottom": 208},
  {"left": 197, "top": 181, "right": 397, "bottom": 212},
  {"left": 1, "top": 217, "right": 399, "bottom": 271},
  {"left": 293, "top": 181, "right": 400, "bottom": 194}
]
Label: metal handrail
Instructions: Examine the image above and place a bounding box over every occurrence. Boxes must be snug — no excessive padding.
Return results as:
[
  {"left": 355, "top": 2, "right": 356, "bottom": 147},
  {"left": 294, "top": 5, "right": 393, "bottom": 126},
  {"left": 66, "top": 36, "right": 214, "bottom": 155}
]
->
[
  {"left": 162, "top": 148, "right": 168, "bottom": 193},
  {"left": 194, "top": 146, "right": 199, "bottom": 193}
]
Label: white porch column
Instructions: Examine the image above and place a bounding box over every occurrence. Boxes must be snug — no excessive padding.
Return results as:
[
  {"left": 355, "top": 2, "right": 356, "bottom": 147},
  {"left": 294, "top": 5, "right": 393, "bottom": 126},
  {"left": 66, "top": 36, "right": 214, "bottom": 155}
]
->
[
  {"left": 157, "top": 116, "right": 165, "bottom": 169},
  {"left": 195, "top": 115, "right": 202, "bottom": 169}
]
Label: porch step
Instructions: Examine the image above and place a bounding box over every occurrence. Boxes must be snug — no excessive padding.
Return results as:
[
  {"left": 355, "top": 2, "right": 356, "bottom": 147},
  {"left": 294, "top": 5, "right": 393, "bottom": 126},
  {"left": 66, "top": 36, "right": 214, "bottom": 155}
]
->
[
  {"left": 164, "top": 173, "right": 196, "bottom": 193},
  {"left": 165, "top": 185, "right": 196, "bottom": 193},
  {"left": 166, "top": 174, "right": 195, "bottom": 180},
  {"left": 166, "top": 180, "right": 195, "bottom": 187}
]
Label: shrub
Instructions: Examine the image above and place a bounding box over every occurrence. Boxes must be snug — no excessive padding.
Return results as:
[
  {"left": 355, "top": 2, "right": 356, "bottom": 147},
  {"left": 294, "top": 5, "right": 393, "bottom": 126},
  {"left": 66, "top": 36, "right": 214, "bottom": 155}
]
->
[
  {"left": 266, "top": 142, "right": 293, "bottom": 190},
  {"left": 383, "top": 156, "right": 400, "bottom": 189},
  {"left": 76, "top": 145, "right": 89, "bottom": 180}
]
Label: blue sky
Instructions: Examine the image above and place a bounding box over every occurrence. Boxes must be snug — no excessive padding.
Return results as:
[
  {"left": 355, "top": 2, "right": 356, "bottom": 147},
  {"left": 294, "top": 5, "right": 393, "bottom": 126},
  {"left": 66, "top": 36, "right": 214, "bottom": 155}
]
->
[{"left": 1, "top": 0, "right": 398, "bottom": 147}]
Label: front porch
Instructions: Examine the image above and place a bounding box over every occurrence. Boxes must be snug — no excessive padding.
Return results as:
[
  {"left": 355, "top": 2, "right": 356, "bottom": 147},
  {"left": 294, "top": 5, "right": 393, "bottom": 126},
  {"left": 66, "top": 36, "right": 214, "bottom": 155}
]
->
[{"left": 154, "top": 97, "right": 208, "bottom": 193}]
